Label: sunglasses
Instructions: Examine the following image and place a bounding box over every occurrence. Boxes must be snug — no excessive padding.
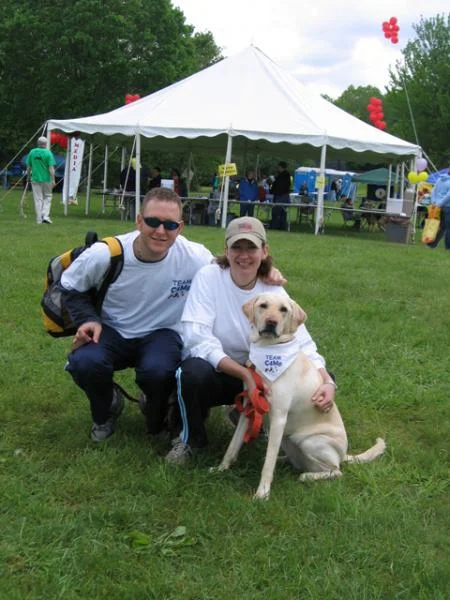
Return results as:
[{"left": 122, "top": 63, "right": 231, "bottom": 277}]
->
[{"left": 142, "top": 216, "right": 181, "bottom": 231}]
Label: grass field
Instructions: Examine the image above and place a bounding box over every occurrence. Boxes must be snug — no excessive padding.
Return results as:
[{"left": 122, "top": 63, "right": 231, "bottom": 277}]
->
[{"left": 0, "top": 190, "right": 449, "bottom": 599}]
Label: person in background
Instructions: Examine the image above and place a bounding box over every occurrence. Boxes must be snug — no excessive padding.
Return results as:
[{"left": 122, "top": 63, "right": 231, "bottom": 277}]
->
[
  {"left": 147, "top": 166, "right": 162, "bottom": 191},
  {"left": 171, "top": 168, "right": 188, "bottom": 198},
  {"left": 26, "top": 136, "right": 56, "bottom": 224},
  {"left": 165, "top": 216, "right": 335, "bottom": 464},
  {"left": 270, "top": 161, "right": 291, "bottom": 230},
  {"left": 238, "top": 168, "right": 258, "bottom": 217},
  {"left": 428, "top": 165, "right": 450, "bottom": 250},
  {"left": 120, "top": 158, "right": 137, "bottom": 192}
]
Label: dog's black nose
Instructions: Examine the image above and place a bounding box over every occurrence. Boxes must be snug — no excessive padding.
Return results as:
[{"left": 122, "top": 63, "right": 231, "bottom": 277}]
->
[{"left": 264, "top": 320, "right": 277, "bottom": 331}]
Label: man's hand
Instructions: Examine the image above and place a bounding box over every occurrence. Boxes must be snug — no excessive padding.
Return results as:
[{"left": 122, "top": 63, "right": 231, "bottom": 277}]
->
[
  {"left": 72, "top": 321, "right": 102, "bottom": 351},
  {"left": 312, "top": 382, "right": 335, "bottom": 413}
]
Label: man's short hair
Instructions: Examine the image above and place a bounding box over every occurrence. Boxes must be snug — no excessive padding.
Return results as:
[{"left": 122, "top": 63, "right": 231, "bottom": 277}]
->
[
  {"left": 141, "top": 187, "right": 182, "bottom": 216},
  {"left": 278, "top": 161, "right": 287, "bottom": 169}
]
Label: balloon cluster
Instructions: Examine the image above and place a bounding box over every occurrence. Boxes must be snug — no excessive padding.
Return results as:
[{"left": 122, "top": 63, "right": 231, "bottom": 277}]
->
[
  {"left": 407, "top": 158, "right": 429, "bottom": 184},
  {"left": 367, "top": 97, "right": 387, "bottom": 130},
  {"left": 50, "top": 131, "right": 68, "bottom": 149},
  {"left": 125, "top": 93, "right": 141, "bottom": 104},
  {"left": 382, "top": 17, "right": 400, "bottom": 44}
]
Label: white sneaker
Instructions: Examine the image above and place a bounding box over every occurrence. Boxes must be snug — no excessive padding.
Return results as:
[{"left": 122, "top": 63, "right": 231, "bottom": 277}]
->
[
  {"left": 43, "top": 218, "right": 53, "bottom": 224},
  {"left": 91, "top": 419, "right": 115, "bottom": 442},
  {"left": 165, "top": 440, "right": 192, "bottom": 465}
]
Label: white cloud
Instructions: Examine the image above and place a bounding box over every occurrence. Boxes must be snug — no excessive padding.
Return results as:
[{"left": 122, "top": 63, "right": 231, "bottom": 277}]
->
[{"left": 174, "top": 0, "right": 448, "bottom": 98}]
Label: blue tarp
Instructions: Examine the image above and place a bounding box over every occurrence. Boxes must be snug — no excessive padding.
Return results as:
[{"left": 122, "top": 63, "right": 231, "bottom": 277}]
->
[{"left": 427, "top": 169, "right": 447, "bottom": 184}]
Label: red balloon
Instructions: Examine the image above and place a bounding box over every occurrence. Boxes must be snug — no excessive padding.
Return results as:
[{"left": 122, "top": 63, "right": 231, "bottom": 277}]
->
[
  {"left": 378, "top": 122, "right": 387, "bottom": 130},
  {"left": 374, "top": 120, "right": 382, "bottom": 128},
  {"left": 382, "top": 21, "right": 390, "bottom": 31},
  {"left": 391, "top": 36, "right": 399, "bottom": 44},
  {"left": 392, "top": 25, "right": 400, "bottom": 32},
  {"left": 389, "top": 16, "right": 397, "bottom": 25},
  {"left": 384, "top": 31, "right": 392, "bottom": 38}
]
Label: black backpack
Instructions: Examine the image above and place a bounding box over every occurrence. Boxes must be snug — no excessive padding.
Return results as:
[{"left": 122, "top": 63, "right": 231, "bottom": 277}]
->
[{"left": 42, "top": 231, "right": 124, "bottom": 337}]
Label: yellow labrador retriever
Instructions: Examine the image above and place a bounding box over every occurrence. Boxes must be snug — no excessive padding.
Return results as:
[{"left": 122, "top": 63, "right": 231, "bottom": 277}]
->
[{"left": 216, "top": 293, "right": 386, "bottom": 500}]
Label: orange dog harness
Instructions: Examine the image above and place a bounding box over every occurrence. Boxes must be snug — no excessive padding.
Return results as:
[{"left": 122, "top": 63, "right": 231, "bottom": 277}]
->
[{"left": 234, "top": 366, "right": 270, "bottom": 442}]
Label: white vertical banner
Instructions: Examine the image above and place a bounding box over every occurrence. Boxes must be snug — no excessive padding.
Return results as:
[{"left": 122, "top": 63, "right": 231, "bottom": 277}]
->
[{"left": 63, "top": 137, "right": 85, "bottom": 204}]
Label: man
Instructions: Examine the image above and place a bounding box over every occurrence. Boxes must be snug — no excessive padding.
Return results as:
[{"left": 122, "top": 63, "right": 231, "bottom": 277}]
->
[
  {"left": 26, "top": 136, "right": 56, "bottom": 224},
  {"left": 61, "top": 187, "right": 213, "bottom": 442},
  {"left": 147, "top": 166, "right": 162, "bottom": 191},
  {"left": 270, "top": 161, "right": 291, "bottom": 230},
  {"left": 428, "top": 166, "right": 450, "bottom": 250},
  {"left": 238, "top": 169, "right": 258, "bottom": 217}
]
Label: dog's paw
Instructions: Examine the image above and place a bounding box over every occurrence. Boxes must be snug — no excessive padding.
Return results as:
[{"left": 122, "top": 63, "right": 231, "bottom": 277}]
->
[
  {"left": 209, "top": 464, "right": 229, "bottom": 473},
  {"left": 253, "top": 485, "right": 271, "bottom": 501}
]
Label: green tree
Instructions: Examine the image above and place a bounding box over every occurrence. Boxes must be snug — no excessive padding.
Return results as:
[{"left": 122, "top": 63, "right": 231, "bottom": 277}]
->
[
  {"left": 0, "top": 0, "right": 221, "bottom": 163},
  {"left": 386, "top": 13, "right": 450, "bottom": 166}
]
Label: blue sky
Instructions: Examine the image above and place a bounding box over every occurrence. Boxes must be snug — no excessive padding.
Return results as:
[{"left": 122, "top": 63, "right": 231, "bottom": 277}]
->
[{"left": 174, "top": 0, "right": 448, "bottom": 98}]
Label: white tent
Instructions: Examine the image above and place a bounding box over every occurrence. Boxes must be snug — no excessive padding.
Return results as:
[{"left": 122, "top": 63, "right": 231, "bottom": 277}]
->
[{"left": 47, "top": 46, "right": 421, "bottom": 230}]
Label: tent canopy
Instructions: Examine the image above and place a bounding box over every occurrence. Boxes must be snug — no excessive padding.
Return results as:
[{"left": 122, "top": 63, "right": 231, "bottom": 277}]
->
[
  {"left": 47, "top": 46, "right": 421, "bottom": 164},
  {"left": 351, "top": 168, "right": 390, "bottom": 185}
]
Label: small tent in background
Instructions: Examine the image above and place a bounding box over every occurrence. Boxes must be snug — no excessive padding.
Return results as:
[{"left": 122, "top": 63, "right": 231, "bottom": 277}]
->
[{"left": 351, "top": 168, "right": 394, "bottom": 202}]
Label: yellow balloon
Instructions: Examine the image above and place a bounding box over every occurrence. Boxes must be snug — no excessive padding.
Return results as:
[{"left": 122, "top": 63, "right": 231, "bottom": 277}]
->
[
  {"left": 418, "top": 171, "right": 429, "bottom": 182},
  {"left": 407, "top": 171, "right": 420, "bottom": 184}
]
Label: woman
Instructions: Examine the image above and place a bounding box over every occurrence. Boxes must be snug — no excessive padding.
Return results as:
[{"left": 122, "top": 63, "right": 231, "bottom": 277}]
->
[
  {"left": 166, "top": 216, "right": 336, "bottom": 464},
  {"left": 171, "top": 168, "right": 188, "bottom": 198}
]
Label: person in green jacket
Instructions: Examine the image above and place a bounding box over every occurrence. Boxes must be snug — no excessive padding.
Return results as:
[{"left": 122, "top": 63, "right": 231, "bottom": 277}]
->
[{"left": 26, "top": 136, "right": 56, "bottom": 224}]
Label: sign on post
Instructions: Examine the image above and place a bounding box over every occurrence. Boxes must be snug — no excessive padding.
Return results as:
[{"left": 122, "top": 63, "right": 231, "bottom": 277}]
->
[{"left": 218, "top": 163, "right": 238, "bottom": 177}]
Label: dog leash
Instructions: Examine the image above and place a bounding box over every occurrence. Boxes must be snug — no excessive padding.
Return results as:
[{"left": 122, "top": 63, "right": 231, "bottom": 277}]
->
[{"left": 234, "top": 366, "right": 270, "bottom": 442}]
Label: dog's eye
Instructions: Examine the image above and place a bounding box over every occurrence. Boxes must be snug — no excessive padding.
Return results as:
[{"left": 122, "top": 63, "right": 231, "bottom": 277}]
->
[
  {"left": 259, "top": 303, "right": 268, "bottom": 309},
  {"left": 279, "top": 306, "right": 288, "bottom": 313}
]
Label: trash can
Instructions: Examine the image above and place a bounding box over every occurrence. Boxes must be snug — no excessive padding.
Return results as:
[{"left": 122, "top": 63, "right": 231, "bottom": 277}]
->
[{"left": 385, "top": 220, "right": 411, "bottom": 244}]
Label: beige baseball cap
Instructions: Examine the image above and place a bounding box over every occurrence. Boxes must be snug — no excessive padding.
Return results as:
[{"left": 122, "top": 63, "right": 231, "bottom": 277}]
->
[{"left": 226, "top": 217, "right": 267, "bottom": 248}]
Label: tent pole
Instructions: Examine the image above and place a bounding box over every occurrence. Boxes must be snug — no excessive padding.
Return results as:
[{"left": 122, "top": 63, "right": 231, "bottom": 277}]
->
[
  {"left": 187, "top": 152, "right": 192, "bottom": 196},
  {"left": 102, "top": 144, "right": 108, "bottom": 213},
  {"left": 63, "top": 138, "right": 72, "bottom": 216},
  {"left": 85, "top": 142, "right": 93, "bottom": 216},
  {"left": 315, "top": 144, "right": 327, "bottom": 235},
  {"left": 135, "top": 134, "right": 141, "bottom": 219},
  {"left": 400, "top": 162, "right": 405, "bottom": 201},
  {"left": 121, "top": 146, "right": 126, "bottom": 171},
  {"left": 220, "top": 133, "right": 233, "bottom": 229},
  {"left": 387, "top": 164, "right": 392, "bottom": 199},
  {"left": 394, "top": 164, "right": 400, "bottom": 198}
]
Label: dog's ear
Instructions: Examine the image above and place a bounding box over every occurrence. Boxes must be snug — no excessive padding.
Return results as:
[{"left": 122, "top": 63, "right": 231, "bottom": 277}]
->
[
  {"left": 288, "top": 299, "right": 307, "bottom": 332},
  {"left": 242, "top": 297, "right": 258, "bottom": 323}
]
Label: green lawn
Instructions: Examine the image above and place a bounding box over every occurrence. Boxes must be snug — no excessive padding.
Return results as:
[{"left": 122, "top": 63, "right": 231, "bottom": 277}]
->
[{"left": 0, "top": 190, "right": 449, "bottom": 599}]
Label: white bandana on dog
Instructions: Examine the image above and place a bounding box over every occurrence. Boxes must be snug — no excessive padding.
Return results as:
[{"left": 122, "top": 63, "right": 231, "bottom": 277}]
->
[{"left": 249, "top": 338, "right": 300, "bottom": 382}]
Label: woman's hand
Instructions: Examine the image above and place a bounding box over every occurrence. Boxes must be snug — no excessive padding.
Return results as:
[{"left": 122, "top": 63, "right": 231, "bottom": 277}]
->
[{"left": 312, "top": 382, "right": 335, "bottom": 413}]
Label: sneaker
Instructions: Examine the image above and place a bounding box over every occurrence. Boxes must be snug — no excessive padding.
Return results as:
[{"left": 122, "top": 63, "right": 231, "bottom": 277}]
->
[
  {"left": 90, "top": 384, "right": 124, "bottom": 442},
  {"left": 43, "top": 218, "right": 53, "bottom": 224},
  {"left": 91, "top": 419, "right": 115, "bottom": 442},
  {"left": 165, "top": 440, "right": 192, "bottom": 466}
]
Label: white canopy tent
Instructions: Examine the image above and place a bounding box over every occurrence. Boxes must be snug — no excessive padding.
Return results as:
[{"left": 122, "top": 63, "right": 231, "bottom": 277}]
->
[{"left": 47, "top": 46, "right": 421, "bottom": 232}]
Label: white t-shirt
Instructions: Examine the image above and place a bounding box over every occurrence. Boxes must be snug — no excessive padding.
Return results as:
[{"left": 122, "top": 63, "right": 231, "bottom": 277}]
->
[
  {"left": 60, "top": 231, "right": 213, "bottom": 338},
  {"left": 181, "top": 263, "right": 325, "bottom": 370}
]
